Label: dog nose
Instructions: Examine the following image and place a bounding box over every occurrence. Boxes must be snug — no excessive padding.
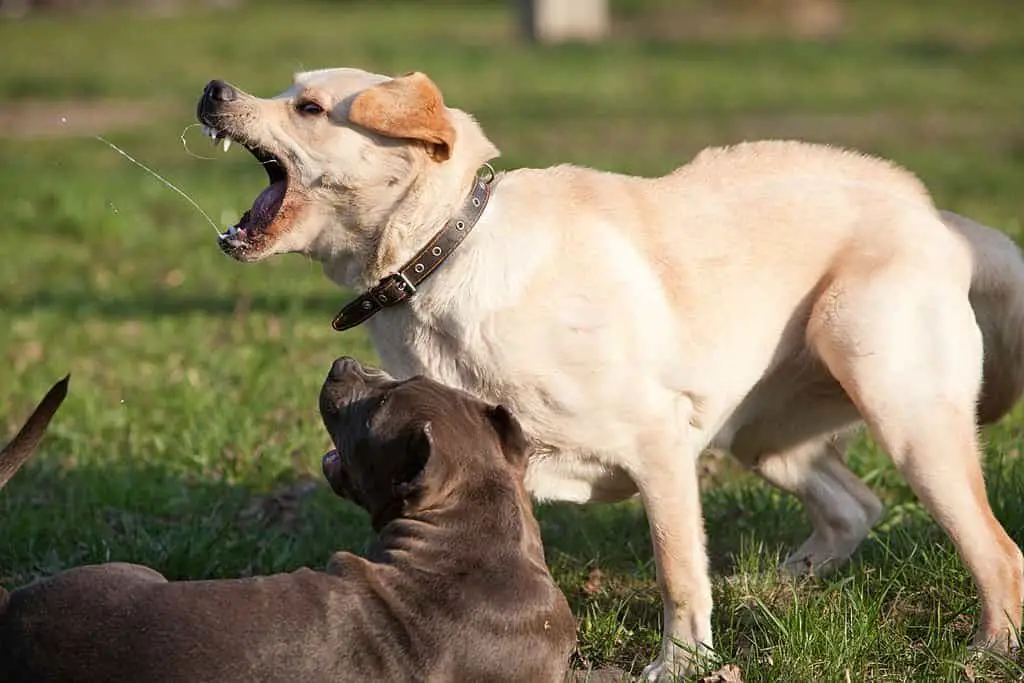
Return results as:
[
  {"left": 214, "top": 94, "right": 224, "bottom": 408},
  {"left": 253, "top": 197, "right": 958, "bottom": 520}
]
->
[
  {"left": 329, "top": 356, "right": 360, "bottom": 381},
  {"left": 204, "top": 79, "right": 237, "bottom": 103}
]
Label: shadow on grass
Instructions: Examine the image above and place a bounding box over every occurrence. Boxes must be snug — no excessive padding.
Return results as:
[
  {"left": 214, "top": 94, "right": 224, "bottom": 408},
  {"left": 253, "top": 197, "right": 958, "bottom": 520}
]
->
[
  {"left": 0, "top": 457, "right": 374, "bottom": 586},
  {"left": 538, "top": 450, "right": 1024, "bottom": 674},
  {"left": 5, "top": 440, "right": 1024, "bottom": 678}
]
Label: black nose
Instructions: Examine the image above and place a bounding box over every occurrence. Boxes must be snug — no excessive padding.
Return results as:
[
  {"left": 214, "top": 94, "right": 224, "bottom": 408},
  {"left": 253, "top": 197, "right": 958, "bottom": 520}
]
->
[
  {"left": 205, "top": 79, "right": 237, "bottom": 103},
  {"left": 329, "top": 356, "right": 360, "bottom": 381}
]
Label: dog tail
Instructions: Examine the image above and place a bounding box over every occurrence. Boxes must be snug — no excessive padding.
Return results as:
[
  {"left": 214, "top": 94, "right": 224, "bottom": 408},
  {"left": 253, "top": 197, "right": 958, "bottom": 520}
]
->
[
  {"left": 942, "top": 211, "right": 1024, "bottom": 424},
  {"left": 0, "top": 375, "right": 70, "bottom": 491}
]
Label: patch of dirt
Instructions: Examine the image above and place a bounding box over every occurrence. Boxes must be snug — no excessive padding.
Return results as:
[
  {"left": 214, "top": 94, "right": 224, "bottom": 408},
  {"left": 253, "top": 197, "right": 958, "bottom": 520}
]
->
[
  {"left": 582, "top": 566, "right": 604, "bottom": 595},
  {"left": 700, "top": 663, "right": 744, "bottom": 683},
  {"left": 0, "top": 99, "right": 168, "bottom": 139}
]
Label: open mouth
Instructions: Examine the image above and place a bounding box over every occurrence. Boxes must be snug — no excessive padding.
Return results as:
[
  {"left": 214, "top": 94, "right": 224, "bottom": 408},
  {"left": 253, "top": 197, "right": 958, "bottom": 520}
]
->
[
  {"left": 322, "top": 448, "right": 341, "bottom": 478},
  {"left": 322, "top": 448, "right": 352, "bottom": 499},
  {"left": 200, "top": 124, "right": 289, "bottom": 259}
]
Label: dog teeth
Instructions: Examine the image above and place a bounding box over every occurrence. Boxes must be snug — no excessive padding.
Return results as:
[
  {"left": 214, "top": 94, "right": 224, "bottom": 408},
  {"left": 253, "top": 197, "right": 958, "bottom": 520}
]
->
[
  {"left": 218, "top": 224, "right": 239, "bottom": 240},
  {"left": 202, "top": 125, "right": 234, "bottom": 151}
]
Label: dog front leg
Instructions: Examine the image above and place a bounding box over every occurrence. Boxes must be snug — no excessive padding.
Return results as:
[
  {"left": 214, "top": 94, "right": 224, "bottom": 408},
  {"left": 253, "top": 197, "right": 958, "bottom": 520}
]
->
[{"left": 634, "top": 441, "right": 714, "bottom": 682}]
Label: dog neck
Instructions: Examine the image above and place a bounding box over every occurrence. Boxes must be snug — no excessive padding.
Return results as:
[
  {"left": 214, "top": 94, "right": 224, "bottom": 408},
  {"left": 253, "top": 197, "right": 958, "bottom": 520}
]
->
[
  {"left": 320, "top": 109, "right": 500, "bottom": 294},
  {"left": 370, "top": 468, "right": 545, "bottom": 571},
  {"left": 330, "top": 174, "right": 493, "bottom": 332}
]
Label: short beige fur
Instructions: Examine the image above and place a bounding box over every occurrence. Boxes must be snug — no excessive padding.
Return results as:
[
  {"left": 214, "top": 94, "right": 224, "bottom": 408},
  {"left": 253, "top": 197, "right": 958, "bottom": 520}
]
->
[{"left": 200, "top": 67, "right": 1024, "bottom": 681}]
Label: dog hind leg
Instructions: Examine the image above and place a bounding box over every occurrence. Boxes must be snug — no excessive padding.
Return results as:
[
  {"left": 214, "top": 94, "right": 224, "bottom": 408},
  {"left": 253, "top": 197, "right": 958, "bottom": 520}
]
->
[
  {"left": 735, "top": 430, "right": 883, "bottom": 576},
  {"left": 809, "top": 268, "right": 1024, "bottom": 651}
]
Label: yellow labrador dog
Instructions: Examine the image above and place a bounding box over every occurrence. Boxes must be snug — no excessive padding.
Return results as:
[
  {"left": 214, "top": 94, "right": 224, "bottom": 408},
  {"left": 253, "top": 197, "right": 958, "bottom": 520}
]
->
[{"left": 197, "top": 69, "right": 1024, "bottom": 680}]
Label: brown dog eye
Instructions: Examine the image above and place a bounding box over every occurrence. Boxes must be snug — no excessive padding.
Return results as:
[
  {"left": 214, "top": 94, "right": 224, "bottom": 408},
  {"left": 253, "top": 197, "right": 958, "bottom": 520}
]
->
[
  {"left": 365, "top": 395, "right": 388, "bottom": 430},
  {"left": 297, "top": 101, "right": 324, "bottom": 116}
]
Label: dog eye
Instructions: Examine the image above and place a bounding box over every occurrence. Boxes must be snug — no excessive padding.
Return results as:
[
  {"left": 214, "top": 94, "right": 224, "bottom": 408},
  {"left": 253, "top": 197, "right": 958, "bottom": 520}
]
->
[
  {"left": 364, "top": 395, "right": 389, "bottom": 430},
  {"left": 297, "top": 101, "right": 325, "bottom": 116}
]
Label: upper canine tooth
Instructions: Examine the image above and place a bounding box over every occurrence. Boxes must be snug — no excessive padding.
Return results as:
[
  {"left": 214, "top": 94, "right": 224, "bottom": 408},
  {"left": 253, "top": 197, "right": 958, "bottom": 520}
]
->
[{"left": 221, "top": 138, "right": 232, "bottom": 152}]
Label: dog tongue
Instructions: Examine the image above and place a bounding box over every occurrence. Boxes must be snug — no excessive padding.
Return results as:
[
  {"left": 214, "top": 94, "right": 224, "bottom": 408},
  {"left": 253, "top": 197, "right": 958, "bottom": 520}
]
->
[
  {"left": 250, "top": 181, "right": 286, "bottom": 223},
  {"left": 322, "top": 449, "right": 340, "bottom": 478}
]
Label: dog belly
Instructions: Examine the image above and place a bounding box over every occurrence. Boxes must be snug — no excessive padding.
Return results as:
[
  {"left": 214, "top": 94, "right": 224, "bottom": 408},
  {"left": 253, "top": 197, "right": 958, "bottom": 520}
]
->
[
  {"left": 373, "top": 330, "right": 651, "bottom": 505},
  {"left": 716, "top": 352, "right": 860, "bottom": 456},
  {"left": 524, "top": 449, "right": 638, "bottom": 504}
]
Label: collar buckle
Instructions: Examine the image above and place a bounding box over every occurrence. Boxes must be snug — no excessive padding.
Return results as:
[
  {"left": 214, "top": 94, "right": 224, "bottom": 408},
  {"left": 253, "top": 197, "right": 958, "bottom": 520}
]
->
[
  {"left": 331, "top": 167, "right": 495, "bottom": 332},
  {"left": 395, "top": 271, "right": 417, "bottom": 296}
]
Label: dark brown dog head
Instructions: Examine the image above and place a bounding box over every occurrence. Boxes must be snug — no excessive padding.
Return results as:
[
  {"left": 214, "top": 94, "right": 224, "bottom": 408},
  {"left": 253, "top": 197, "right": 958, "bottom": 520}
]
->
[{"left": 318, "top": 356, "right": 529, "bottom": 531}]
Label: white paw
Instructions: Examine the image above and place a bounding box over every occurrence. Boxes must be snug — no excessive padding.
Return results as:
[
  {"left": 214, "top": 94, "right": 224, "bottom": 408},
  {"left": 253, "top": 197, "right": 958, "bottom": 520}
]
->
[
  {"left": 641, "top": 643, "right": 707, "bottom": 682},
  {"left": 780, "top": 534, "right": 852, "bottom": 577},
  {"left": 641, "top": 658, "right": 676, "bottom": 683}
]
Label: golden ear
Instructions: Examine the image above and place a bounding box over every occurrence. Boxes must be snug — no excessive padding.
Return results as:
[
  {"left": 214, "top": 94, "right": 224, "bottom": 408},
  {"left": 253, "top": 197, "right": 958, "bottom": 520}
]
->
[{"left": 348, "top": 72, "right": 455, "bottom": 162}]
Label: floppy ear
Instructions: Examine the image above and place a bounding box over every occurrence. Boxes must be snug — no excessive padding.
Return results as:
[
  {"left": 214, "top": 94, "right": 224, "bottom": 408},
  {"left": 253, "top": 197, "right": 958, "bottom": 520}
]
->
[
  {"left": 486, "top": 404, "right": 530, "bottom": 470},
  {"left": 393, "top": 421, "right": 434, "bottom": 499},
  {"left": 348, "top": 72, "right": 455, "bottom": 162}
]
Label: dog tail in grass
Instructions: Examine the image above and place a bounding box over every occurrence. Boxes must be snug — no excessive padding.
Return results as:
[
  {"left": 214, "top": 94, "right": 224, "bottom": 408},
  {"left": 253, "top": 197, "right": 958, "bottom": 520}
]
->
[
  {"left": 942, "top": 210, "right": 1024, "bottom": 425},
  {"left": 0, "top": 375, "right": 70, "bottom": 491}
]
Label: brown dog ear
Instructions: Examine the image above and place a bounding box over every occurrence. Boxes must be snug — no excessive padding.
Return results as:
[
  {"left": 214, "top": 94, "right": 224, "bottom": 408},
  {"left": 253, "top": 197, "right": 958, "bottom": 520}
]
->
[
  {"left": 393, "top": 421, "right": 434, "bottom": 499},
  {"left": 486, "top": 404, "right": 530, "bottom": 470},
  {"left": 348, "top": 72, "right": 455, "bottom": 162}
]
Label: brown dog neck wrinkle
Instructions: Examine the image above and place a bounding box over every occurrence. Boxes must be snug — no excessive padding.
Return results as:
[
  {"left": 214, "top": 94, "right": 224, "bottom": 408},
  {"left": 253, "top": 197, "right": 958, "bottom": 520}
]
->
[{"left": 372, "top": 474, "right": 543, "bottom": 573}]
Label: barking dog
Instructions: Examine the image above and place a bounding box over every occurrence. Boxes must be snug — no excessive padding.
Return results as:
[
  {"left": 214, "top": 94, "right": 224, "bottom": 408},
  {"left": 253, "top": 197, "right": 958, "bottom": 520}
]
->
[
  {"left": 197, "top": 68, "right": 1024, "bottom": 680},
  {"left": 0, "top": 363, "right": 575, "bottom": 682}
]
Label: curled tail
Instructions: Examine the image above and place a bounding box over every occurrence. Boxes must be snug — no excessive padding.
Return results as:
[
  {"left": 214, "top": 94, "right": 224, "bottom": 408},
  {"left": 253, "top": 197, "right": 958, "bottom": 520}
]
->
[
  {"left": 942, "top": 211, "right": 1024, "bottom": 424},
  {"left": 0, "top": 375, "right": 70, "bottom": 491}
]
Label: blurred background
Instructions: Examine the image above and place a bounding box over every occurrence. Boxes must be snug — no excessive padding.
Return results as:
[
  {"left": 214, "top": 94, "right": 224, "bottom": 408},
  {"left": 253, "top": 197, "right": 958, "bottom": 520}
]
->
[{"left": 1, "top": 1, "right": 1023, "bottom": 678}]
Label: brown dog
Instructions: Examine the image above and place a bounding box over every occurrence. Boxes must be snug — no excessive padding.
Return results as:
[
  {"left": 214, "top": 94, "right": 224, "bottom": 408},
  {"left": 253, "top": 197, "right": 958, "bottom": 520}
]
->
[{"left": 0, "top": 362, "right": 575, "bottom": 682}]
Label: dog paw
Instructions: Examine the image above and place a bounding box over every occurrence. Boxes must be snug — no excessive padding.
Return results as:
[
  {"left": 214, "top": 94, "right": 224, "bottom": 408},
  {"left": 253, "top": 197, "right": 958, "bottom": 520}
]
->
[
  {"left": 779, "top": 538, "right": 851, "bottom": 578},
  {"left": 640, "top": 658, "right": 677, "bottom": 683},
  {"left": 641, "top": 643, "right": 710, "bottom": 682},
  {"left": 969, "top": 626, "right": 1022, "bottom": 655}
]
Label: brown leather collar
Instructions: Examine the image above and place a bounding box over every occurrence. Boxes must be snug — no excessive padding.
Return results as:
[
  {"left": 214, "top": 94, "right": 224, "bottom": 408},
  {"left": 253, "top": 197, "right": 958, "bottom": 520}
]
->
[{"left": 332, "top": 169, "right": 495, "bottom": 332}]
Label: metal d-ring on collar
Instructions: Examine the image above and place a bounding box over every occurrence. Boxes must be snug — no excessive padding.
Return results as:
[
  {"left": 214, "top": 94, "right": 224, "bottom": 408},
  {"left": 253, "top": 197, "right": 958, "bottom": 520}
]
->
[{"left": 331, "top": 164, "right": 496, "bottom": 332}]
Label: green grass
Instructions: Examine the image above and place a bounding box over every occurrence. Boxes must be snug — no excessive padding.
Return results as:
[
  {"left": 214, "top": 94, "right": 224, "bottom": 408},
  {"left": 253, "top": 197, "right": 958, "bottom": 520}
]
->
[{"left": 2, "top": 1, "right": 1024, "bottom": 679}]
